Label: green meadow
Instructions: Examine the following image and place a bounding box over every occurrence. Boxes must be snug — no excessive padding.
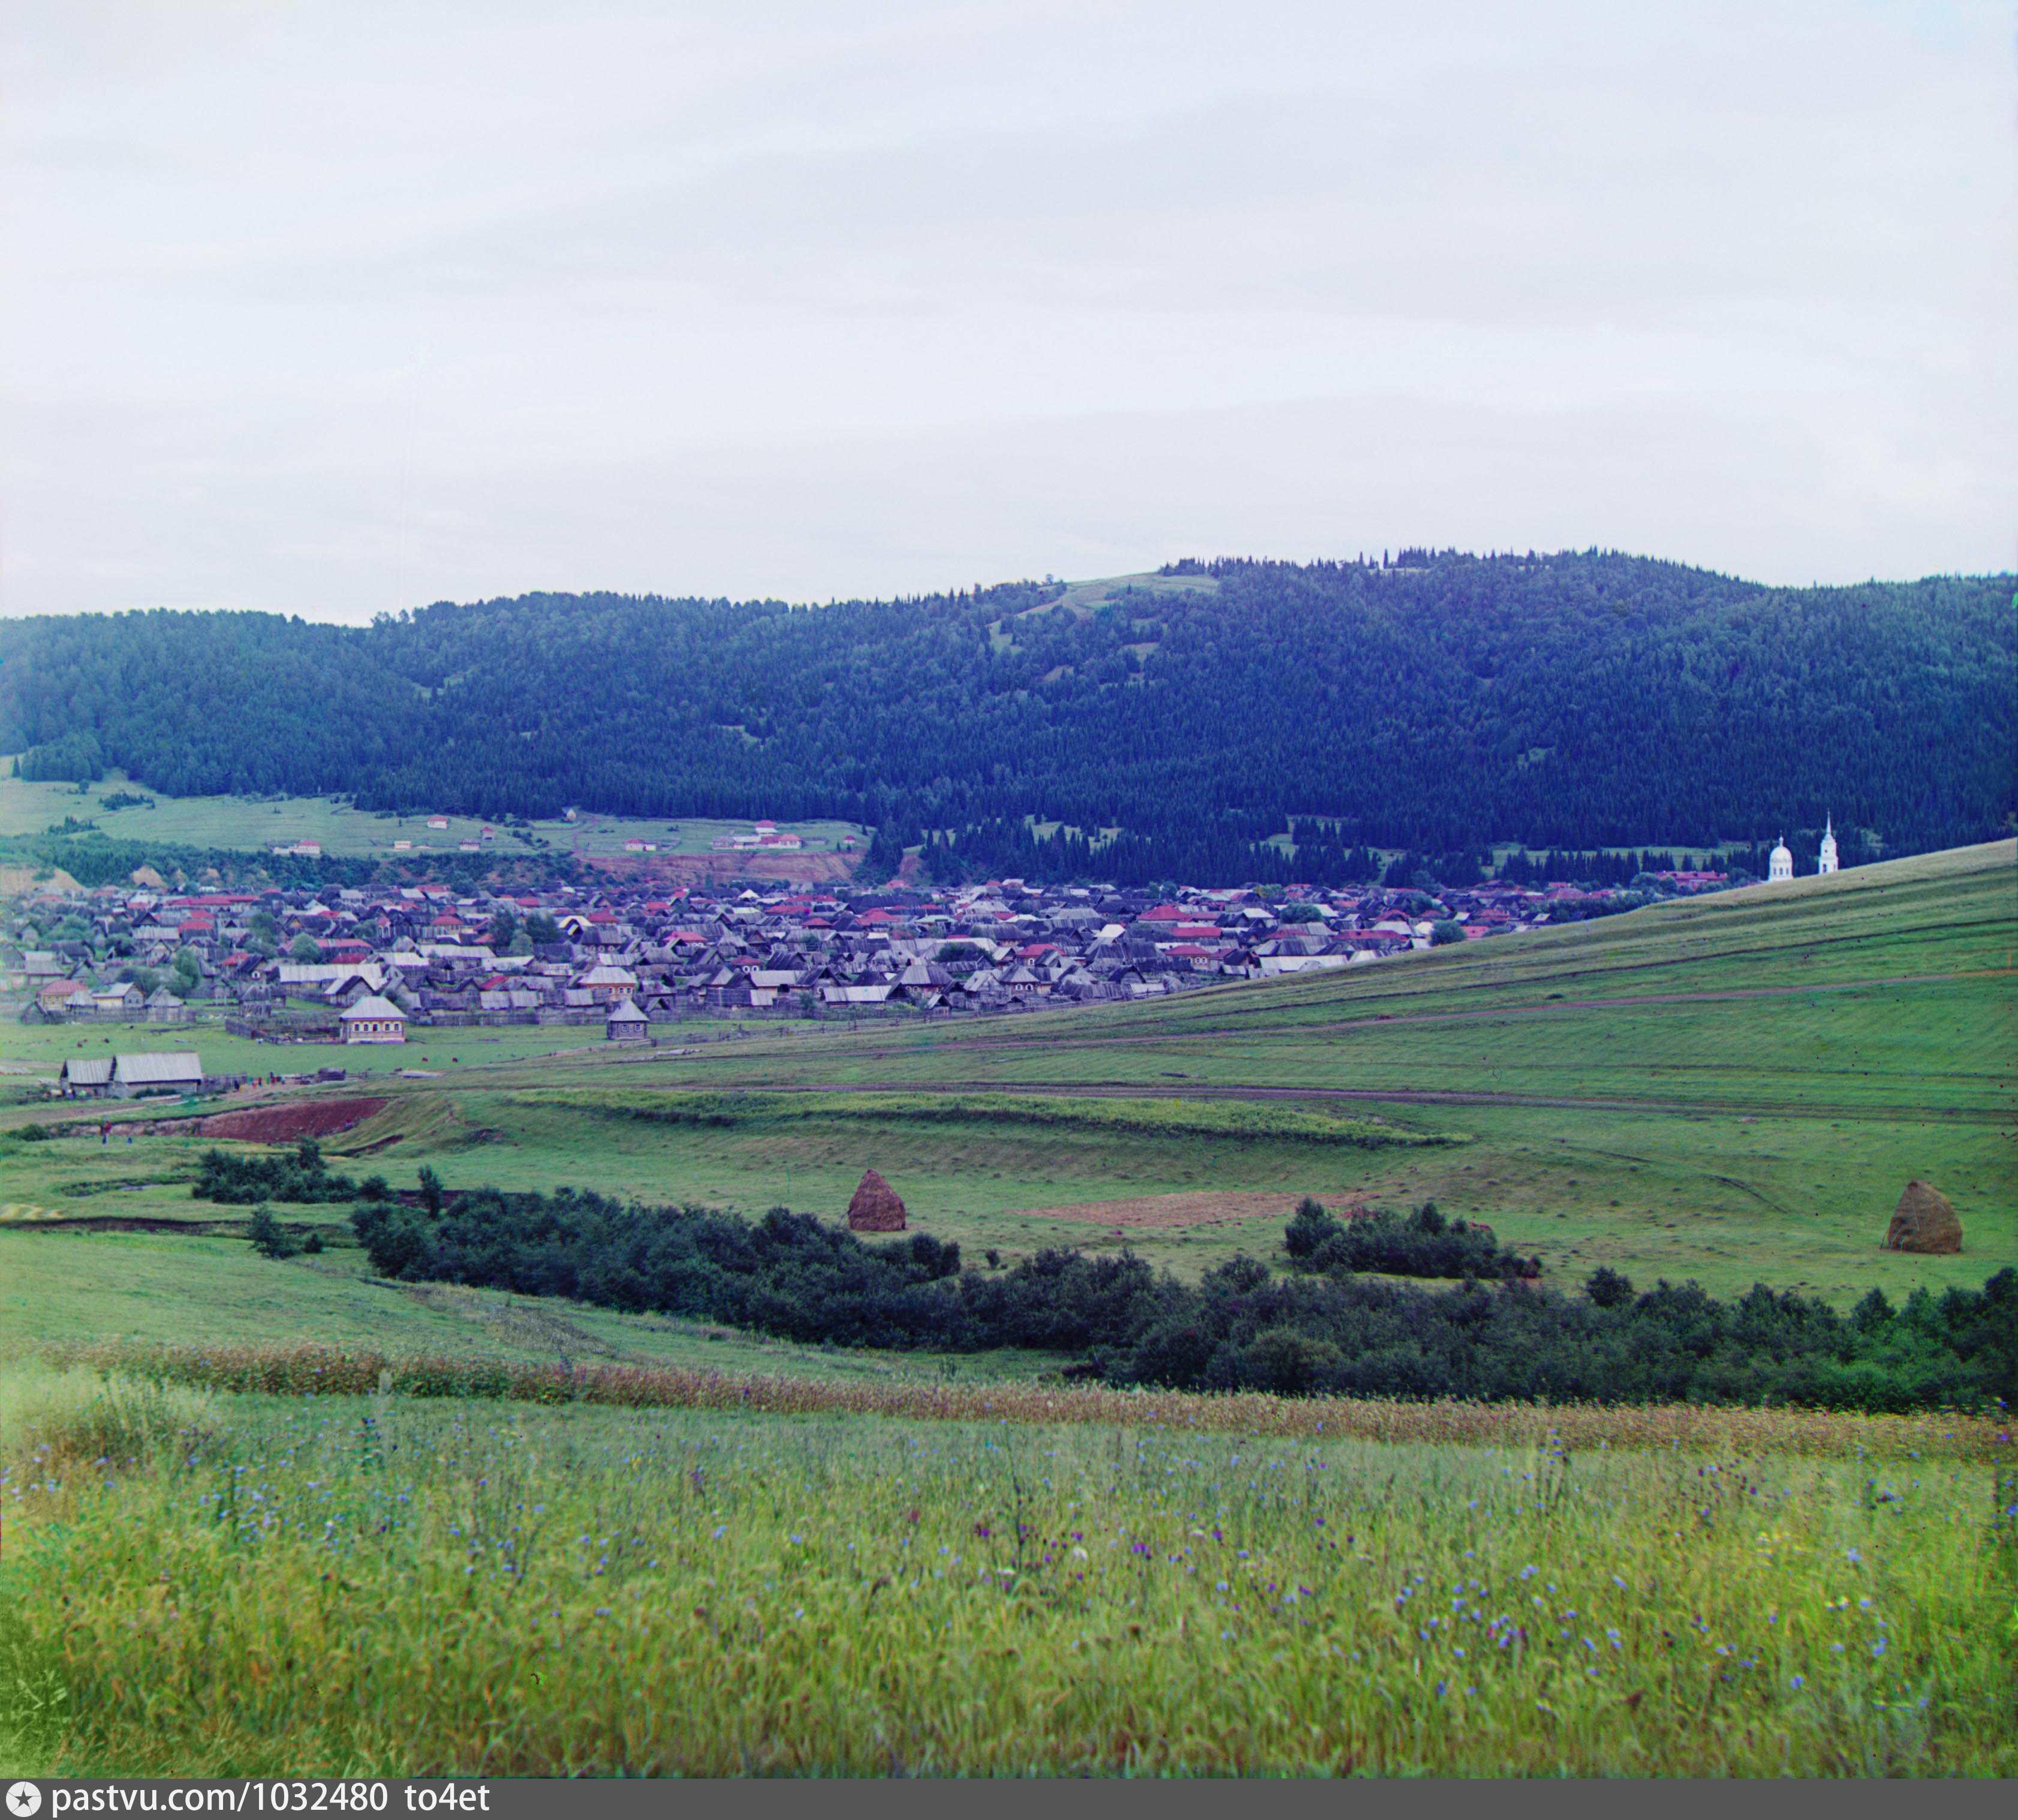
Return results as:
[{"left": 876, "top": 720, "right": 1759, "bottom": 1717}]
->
[{"left": 4, "top": 1363, "right": 2012, "bottom": 1777}]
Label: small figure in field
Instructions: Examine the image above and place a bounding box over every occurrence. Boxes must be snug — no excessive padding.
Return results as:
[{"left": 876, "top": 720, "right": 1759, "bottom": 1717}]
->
[{"left": 847, "top": 1168, "right": 906, "bottom": 1232}]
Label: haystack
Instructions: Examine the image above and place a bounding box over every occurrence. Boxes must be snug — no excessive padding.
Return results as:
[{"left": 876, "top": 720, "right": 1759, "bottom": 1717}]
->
[
  {"left": 847, "top": 1168, "right": 907, "bottom": 1232},
  {"left": 1883, "top": 1179, "right": 1962, "bottom": 1254}
]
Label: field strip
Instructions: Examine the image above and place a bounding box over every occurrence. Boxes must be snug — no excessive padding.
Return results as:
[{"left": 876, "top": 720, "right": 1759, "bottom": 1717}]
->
[
  {"left": 718, "top": 1079, "right": 2014, "bottom": 1122},
  {"left": 995, "top": 1189, "right": 1318, "bottom": 1228},
  {"left": 53, "top": 1340, "right": 2010, "bottom": 1460}
]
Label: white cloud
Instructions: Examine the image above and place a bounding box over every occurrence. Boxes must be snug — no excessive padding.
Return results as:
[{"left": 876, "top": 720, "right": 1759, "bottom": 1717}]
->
[{"left": 3, "top": 0, "right": 2011, "bottom": 621}]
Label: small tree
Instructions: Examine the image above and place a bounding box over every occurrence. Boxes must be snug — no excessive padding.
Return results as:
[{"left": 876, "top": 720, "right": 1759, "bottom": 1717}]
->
[
  {"left": 418, "top": 1167, "right": 445, "bottom": 1216},
  {"left": 1282, "top": 1196, "right": 1340, "bottom": 1259},
  {"left": 248, "top": 1203, "right": 298, "bottom": 1259},
  {"left": 1585, "top": 1266, "right": 1635, "bottom": 1309},
  {"left": 1428, "top": 920, "right": 1465, "bottom": 946},
  {"left": 289, "top": 933, "right": 324, "bottom": 963}
]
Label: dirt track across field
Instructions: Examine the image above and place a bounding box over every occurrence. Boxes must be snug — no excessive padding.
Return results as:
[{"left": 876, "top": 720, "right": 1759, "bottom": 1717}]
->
[
  {"left": 198, "top": 1097, "right": 389, "bottom": 1143},
  {"left": 1000, "top": 1189, "right": 1358, "bottom": 1230}
]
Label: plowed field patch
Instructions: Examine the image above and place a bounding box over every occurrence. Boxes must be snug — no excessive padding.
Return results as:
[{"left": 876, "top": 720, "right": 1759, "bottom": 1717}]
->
[{"left": 200, "top": 1097, "right": 388, "bottom": 1143}]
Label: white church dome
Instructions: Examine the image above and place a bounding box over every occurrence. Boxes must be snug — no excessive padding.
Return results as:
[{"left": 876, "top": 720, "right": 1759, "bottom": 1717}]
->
[{"left": 1768, "top": 837, "right": 1794, "bottom": 882}]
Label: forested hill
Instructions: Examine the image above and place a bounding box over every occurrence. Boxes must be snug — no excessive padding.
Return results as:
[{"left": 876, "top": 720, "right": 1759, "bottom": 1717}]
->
[{"left": 2, "top": 550, "right": 2010, "bottom": 880}]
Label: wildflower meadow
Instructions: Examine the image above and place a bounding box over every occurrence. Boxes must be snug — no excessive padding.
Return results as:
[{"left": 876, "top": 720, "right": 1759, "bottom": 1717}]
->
[{"left": 4, "top": 1357, "right": 2014, "bottom": 1776}]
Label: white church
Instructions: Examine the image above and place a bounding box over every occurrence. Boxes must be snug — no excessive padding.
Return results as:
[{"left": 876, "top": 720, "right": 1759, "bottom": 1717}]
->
[{"left": 1767, "top": 817, "right": 1839, "bottom": 882}]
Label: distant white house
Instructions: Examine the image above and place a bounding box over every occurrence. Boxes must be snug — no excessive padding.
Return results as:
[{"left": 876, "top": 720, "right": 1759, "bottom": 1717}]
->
[{"left": 339, "top": 995, "right": 408, "bottom": 1044}]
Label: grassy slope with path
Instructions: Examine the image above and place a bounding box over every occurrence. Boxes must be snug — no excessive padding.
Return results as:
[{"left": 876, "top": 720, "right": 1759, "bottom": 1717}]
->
[{"left": 2, "top": 842, "right": 2011, "bottom": 1363}]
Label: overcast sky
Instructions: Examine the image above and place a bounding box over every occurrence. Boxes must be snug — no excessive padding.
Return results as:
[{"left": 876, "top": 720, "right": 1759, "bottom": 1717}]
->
[{"left": 4, "top": 1, "right": 2013, "bottom": 623}]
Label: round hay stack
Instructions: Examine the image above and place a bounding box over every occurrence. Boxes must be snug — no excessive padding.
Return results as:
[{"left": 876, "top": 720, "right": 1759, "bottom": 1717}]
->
[
  {"left": 1883, "top": 1179, "right": 1962, "bottom": 1254},
  {"left": 847, "top": 1168, "right": 907, "bottom": 1233}
]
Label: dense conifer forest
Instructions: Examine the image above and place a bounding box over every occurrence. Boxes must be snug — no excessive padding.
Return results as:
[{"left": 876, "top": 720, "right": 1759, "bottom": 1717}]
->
[{"left": 4, "top": 550, "right": 2009, "bottom": 880}]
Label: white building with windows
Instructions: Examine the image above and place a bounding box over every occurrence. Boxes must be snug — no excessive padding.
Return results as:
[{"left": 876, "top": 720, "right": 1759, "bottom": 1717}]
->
[
  {"left": 339, "top": 995, "right": 408, "bottom": 1043},
  {"left": 1817, "top": 817, "right": 1839, "bottom": 875},
  {"left": 1768, "top": 836, "right": 1794, "bottom": 882}
]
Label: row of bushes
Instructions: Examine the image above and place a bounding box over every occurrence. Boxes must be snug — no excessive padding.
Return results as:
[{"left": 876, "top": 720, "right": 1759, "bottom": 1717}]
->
[{"left": 345, "top": 1183, "right": 2018, "bottom": 1411}]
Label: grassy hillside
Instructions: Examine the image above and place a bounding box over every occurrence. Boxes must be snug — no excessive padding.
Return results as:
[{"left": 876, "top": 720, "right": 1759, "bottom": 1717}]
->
[{"left": 3, "top": 842, "right": 2010, "bottom": 1361}]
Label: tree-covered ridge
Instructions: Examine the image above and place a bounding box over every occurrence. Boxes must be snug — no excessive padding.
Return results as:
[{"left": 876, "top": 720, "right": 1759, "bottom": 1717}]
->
[{"left": 3, "top": 551, "right": 2009, "bottom": 870}]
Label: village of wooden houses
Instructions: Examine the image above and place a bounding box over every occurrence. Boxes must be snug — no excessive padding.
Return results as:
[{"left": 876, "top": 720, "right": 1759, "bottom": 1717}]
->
[{"left": 5, "top": 830, "right": 1743, "bottom": 1099}]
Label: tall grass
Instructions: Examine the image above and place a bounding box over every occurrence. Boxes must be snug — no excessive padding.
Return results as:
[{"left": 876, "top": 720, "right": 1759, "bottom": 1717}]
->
[
  {"left": 4, "top": 1366, "right": 2013, "bottom": 1776},
  {"left": 48, "top": 1340, "right": 2014, "bottom": 1461},
  {"left": 0, "top": 1358, "right": 218, "bottom": 1472},
  {"left": 0, "top": 1362, "right": 221, "bottom": 1777}
]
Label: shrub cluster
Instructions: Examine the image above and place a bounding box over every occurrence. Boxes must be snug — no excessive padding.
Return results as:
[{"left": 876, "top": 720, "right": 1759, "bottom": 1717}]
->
[
  {"left": 195, "top": 1139, "right": 358, "bottom": 1204},
  {"left": 351, "top": 1186, "right": 1153, "bottom": 1354},
  {"left": 1106, "top": 1262, "right": 2017, "bottom": 1411},
  {"left": 1282, "top": 1197, "right": 1538, "bottom": 1280},
  {"left": 347, "top": 1181, "right": 2018, "bottom": 1412}
]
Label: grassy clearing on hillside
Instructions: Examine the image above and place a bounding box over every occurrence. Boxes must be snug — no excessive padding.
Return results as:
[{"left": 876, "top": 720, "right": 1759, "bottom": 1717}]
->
[
  {"left": 5, "top": 1363, "right": 2013, "bottom": 1776},
  {"left": 0, "top": 769, "right": 862, "bottom": 860}
]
